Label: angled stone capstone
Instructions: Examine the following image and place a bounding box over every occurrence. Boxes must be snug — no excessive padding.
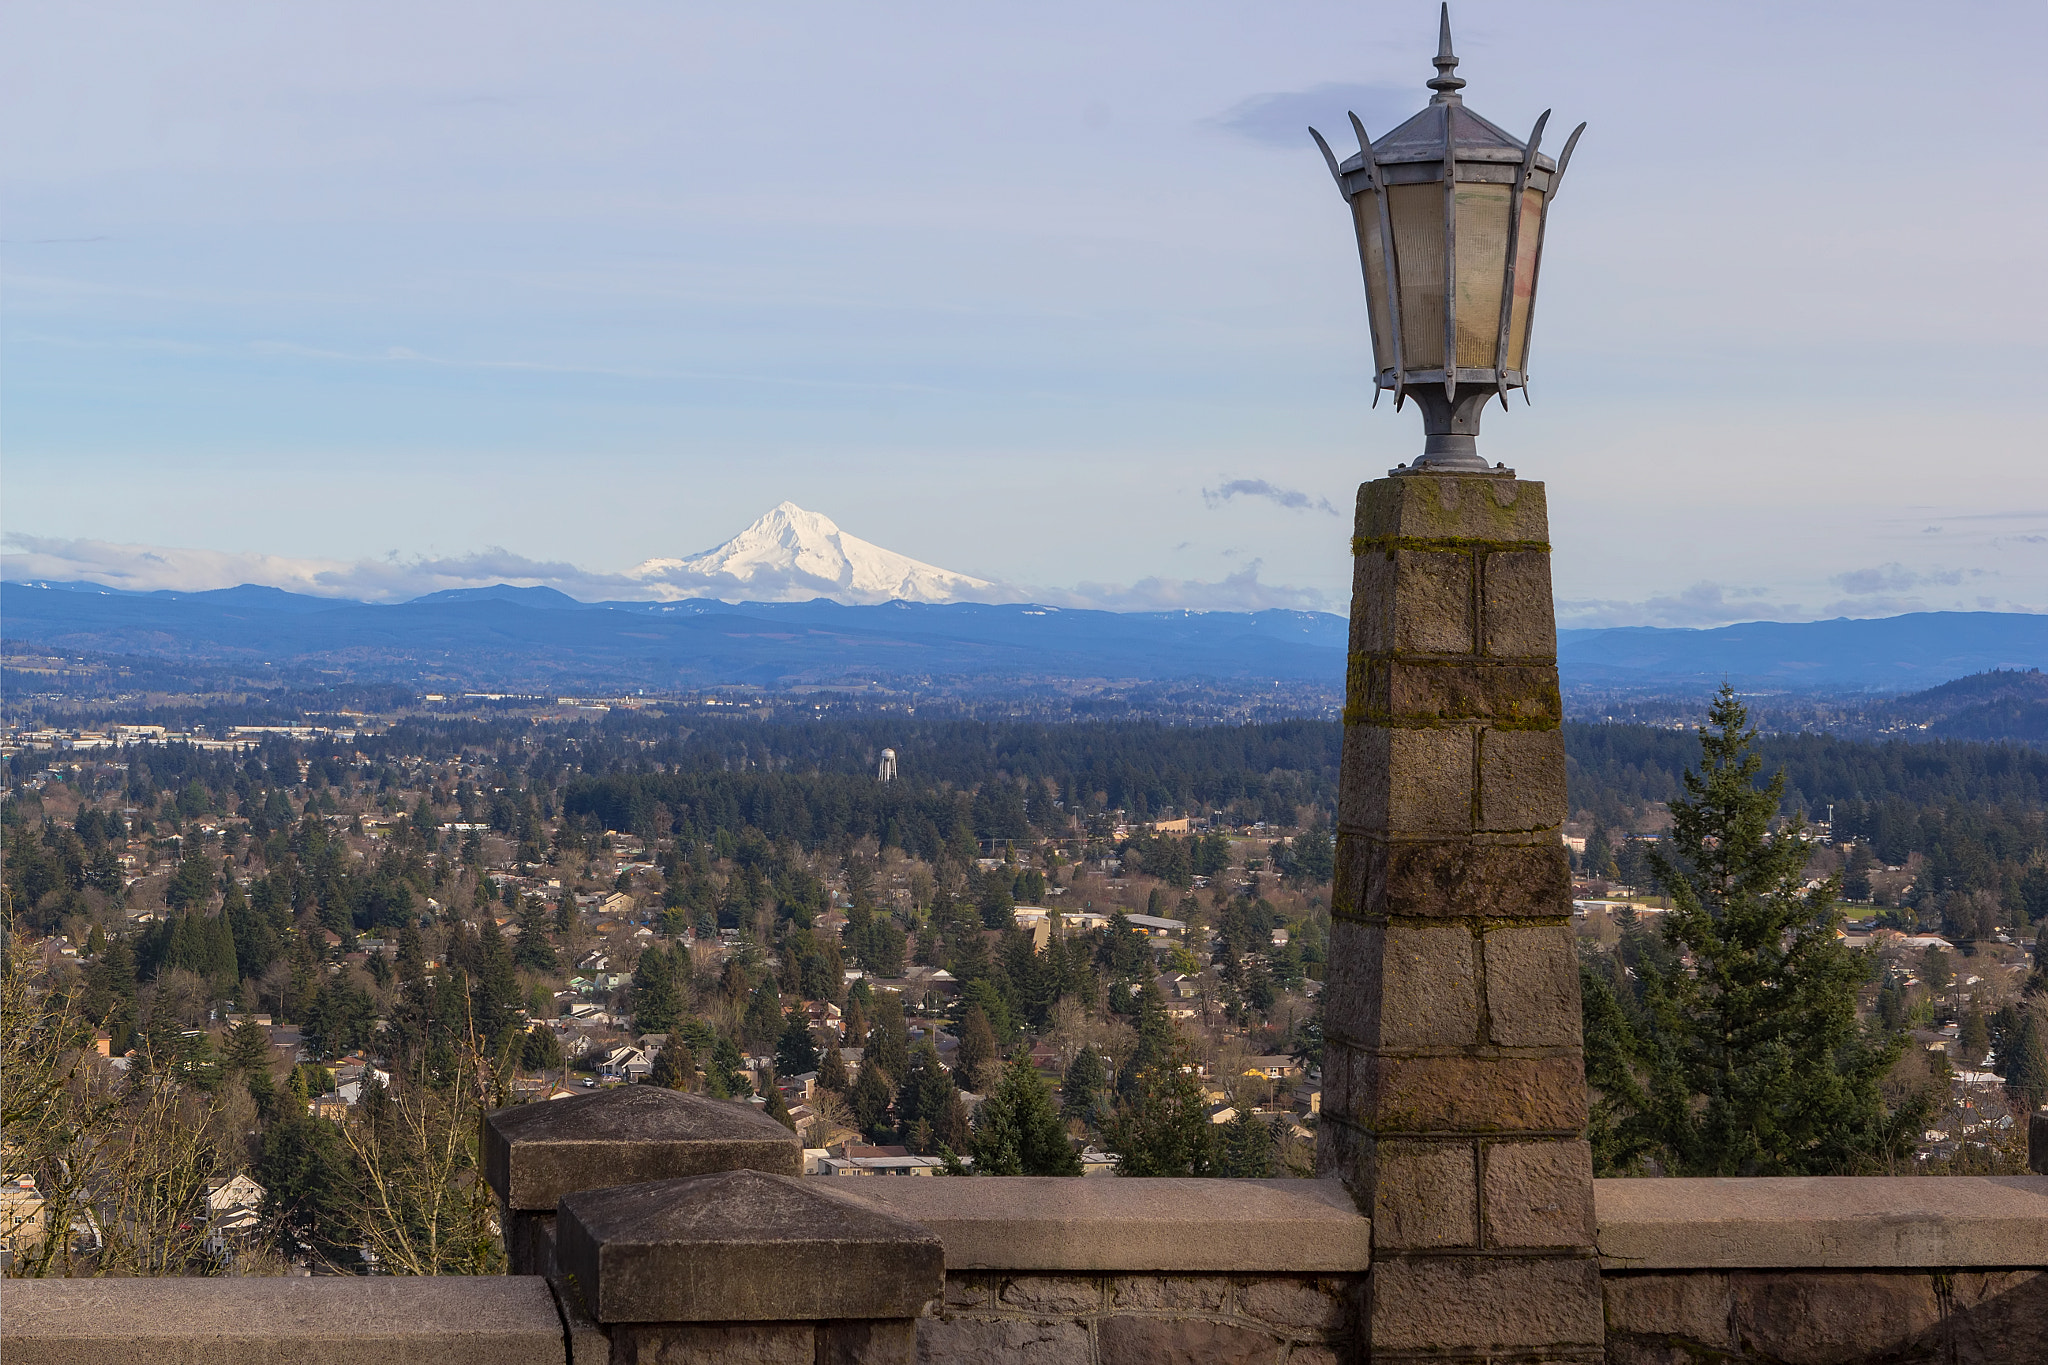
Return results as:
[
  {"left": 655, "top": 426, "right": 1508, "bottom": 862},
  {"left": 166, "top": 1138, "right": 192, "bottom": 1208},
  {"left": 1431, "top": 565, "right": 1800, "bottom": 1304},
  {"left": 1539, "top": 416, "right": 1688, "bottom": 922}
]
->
[
  {"left": 555, "top": 1169, "right": 945, "bottom": 1325},
  {"left": 483, "top": 1086, "right": 801, "bottom": 1212}
]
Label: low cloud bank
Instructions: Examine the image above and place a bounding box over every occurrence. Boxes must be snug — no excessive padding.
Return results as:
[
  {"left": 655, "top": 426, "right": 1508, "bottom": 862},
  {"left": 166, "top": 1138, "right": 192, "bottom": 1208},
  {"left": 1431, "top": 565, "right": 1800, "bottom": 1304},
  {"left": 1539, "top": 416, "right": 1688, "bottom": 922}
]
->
[{"left": 1, "top": 534, "right": 1333, "bottom": 615}]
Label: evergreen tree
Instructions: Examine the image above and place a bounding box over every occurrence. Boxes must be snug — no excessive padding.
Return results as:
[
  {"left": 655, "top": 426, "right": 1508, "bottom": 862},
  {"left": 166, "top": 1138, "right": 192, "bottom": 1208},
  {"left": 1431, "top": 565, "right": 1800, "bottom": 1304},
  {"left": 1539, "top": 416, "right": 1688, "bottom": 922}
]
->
[
  {"left": 1220, "top": 1109, "right": 1278, "bottom": 1178},
  {"left": 1061, "top": 1048, "right": 1107, "bottom": 1124},
  {"left": 891, "top": 1041, "right": 956, "bottom": 1152},
  {"left": 955, "top": 1006, "right": 997, "bottom": 1091},
  {"left": 631, "top": 945, "right": 684, "bottom": 1034},
  {"left": 763, "top": 1078, "right": 797, "bottom": 1132},
  {"left": 472, "top": 917, "right": 520, "bottom": 1046},
  {"left": 1105, "top": 1036, "right": 1214, "bottom": 1176},
  {"left": 1959, "top": 1008, "right": 1991, "bottom": 1067},
  {"left": 256, "top": 1109, "right": 360, "bottom": 1264},
  {"left": 847, "top": 1057, "right": 895, "bottom": 1139},
  {"left": 710, "top": 1035, "right": 753, "bottom": 1098},
  {"left": 970, "top": 1055, "right": 1080, "bottom": 1175},
  {"left": 512, "top": 898, "right": 559, "bottom": 973},
  {"left": 1580, "top": 687, "right": 1920, "bottom": 1176},
  {"left": 2026, "top": 923, "right": 2048, "bottom": 999},
  {"left": 743, "top": 979, "right": 784, "bottom": 1050},
  {"left": 650, "top": 1041, "right": 695, "bottom": 1091},
  {"left": 818, "top": 1044, "right": 850, "bottom": 1093},
  {"left": 225, "top": 1019, "right": 273, "bottom": 1073},
  {"left": 775, "top": 1009, "right": 821, "bottom": 1078},
  {"left": 864, "top": 997, "right": 910, "bottom": 1082},
  {"left": 166, "top": 849, "right": 215, "bottom": 912},
  {"left": 224, "top": 878, "right": 279, "bottom": 982},
  {"left": 2007, "top": 1014, "right": 2048, "bottom": 1110}
]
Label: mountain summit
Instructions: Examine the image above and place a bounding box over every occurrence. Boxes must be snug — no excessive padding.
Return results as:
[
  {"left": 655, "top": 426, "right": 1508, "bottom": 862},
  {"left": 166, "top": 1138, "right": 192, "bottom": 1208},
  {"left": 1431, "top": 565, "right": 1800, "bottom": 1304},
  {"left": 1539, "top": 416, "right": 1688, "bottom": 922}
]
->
[{"left": 627, "top": 502, "right": 997, "bottom": 605}]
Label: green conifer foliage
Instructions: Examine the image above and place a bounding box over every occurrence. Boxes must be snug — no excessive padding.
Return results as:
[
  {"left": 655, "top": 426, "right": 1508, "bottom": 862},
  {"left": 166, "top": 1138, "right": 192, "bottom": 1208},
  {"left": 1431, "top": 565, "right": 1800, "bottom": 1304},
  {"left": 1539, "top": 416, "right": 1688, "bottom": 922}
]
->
[
  {"left": 970, "top": 1054, "right": 1079, "bottom": 1175},
  {"left": 2007, "top": 1015, "right": 2048, "bottom": 1110},
  {"left": 1105, "top": 1035, "right": 1215, "bottom": 1177},
  {"left": 1219, "top": 1109, "right": 1277, "bottom": 1178},
  {"left": 775, "top": 1009, "right": 821, "bottom": 1078},
  {"left": 1580, "top": 687, "right": 1922, "bottom": 1176}
]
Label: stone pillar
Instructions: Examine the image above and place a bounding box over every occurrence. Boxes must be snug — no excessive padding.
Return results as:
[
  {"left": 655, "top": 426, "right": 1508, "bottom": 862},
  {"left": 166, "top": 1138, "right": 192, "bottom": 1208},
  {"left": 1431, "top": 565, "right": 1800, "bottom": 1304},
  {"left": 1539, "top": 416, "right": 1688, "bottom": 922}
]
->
[
  {"left": 483, "top": 1087, "right": 803, "bottom": 1277},
  {"left": 1318, "top": 472, "right": 1603, "bottom": 1363},
  {"left": 556, "top": 1169, "right": 943, "bottom": 1365}
]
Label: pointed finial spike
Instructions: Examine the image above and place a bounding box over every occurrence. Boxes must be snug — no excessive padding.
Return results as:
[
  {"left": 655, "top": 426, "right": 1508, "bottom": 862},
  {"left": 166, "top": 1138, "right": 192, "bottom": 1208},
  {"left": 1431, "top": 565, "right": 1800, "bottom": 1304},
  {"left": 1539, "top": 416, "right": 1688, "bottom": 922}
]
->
[
  {"left": 1428, "top": 4, "right": 1466, "bottom": 101},
  {"left": 1348, "top": 111, "right": 1371, "bottom": 157}
]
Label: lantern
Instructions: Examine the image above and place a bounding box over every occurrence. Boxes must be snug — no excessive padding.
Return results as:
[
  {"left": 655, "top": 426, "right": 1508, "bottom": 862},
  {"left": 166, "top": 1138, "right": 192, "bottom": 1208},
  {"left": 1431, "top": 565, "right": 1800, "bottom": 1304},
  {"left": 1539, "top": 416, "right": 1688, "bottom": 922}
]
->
[{"left": 1312, "top": 5, "right": 1584, "bottom": 473}]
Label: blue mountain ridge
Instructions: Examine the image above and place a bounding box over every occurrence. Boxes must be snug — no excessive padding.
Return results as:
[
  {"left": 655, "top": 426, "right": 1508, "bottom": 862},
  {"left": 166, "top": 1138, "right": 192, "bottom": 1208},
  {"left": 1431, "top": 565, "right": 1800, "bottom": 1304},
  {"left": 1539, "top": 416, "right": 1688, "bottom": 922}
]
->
[{"left": 1, "top": 580, "right": 2040, "bottom": 691}]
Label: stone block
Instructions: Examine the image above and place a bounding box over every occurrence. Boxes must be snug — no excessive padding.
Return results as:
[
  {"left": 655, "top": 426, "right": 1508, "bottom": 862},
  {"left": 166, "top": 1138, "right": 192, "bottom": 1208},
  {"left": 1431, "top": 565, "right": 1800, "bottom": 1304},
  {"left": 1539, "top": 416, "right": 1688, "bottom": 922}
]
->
[
  {"left": 1338, "top": 726, "right": 1473, "bottom": 834},
  {"left": 1483, "top": 1140, "right": 1595, "bottom": 1249},
  {"left": 1109, "top": 1276, "right": 1229, "bottom": 1313},
  {"left": 485, "top": 1086, "right": 801, "bottom": 1212},
  {"left": 997, "top": 1277, "right": 1100, "bottom": 1316},
  {"left": 1314, "top": 1112, "right": 1370, "bottom": 1190},
  {"left": 1096, "top": 1316, "right": 1283, "bottom": 1365},
  {"left": 1476, "top": 727, "right": 1565, "bottom": 834},
  {"left": 1357, "top": 474, "right": 1550, "bottom": 546},
  {"left": 608, "top": 1321, "right": 813, "bottom": 1365},
  {"left": 1591, "top": 1174, "right": 2048, "bottom": 1269},
  {"left": 1947, "top": 1270, "right": 2048, "bottom": 1365},
  {"left": 547, "top": 1260, "right": 614, "bottom": 1365},
  {"left": 819, "top": 1319, "right": 918, "bottom": 1365},
  {"left": 1386, "top": 551, "right": 1476, "bottom": 657},
  {"left": 557, "top": 1169, "right": 942, "bottom": 1324},
  {"left": 942, "top": 1275, "right": 994, "bottom": 1310},
  {"left": 1235, "top": 1277, "right": 1353, "bottom": 1334},
  {"left": 1482, "top": 550, "right": 1557, "bottom": 661},
  {"left": 1349, "top": 1053, "right": 1588, "bottom": 1134},
  {"left": 915, "top": 1318, "right": 1092, "bottom": 1365},
  {"left": 1367, "top": 1253, "right": 1603, "bottom": 1353},
  {"left": 1485, "top": 925, "right": 1583, "bottom": 1050},
  {"left": 1602, "top": 1273, "right": 1732, "bottom": 1350},
  {"left": 1365, "top": 1139, "right": 1478, "bottom": 1251},
  {"left": 1348, "top": 549, "right": 1397, "bottom": 657},
  {"left": 1351, "top": 660, "right": 1559, "bottom": 729},
  {"left": 1325, "top": 920, "right": 1477, "bottom": 1052},
  {"left": 816, "top": 1175, "right": 1371, "bottom": 1275},
  {"left": 1729, "top": 1271, "right": 1943, "bottom": 1363},
  {"left": 1354, "top": 837, "right": 1571, "bottom": 922},
  {"left": 0, "top": 1277, "right": 567, "bottom": 1365}
]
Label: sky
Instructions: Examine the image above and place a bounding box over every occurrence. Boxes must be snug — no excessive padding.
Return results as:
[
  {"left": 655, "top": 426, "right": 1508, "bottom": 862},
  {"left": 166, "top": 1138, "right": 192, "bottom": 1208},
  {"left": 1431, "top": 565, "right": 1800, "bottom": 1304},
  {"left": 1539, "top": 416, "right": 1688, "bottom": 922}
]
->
[{"left": 5, "top": 0, "right": 2046, "bottom": 625}]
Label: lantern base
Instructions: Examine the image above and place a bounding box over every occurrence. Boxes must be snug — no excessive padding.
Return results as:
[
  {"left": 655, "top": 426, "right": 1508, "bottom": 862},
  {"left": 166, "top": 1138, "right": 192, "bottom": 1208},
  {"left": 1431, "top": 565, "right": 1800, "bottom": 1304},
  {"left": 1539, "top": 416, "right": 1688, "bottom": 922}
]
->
[{"left": 1390, "top": 386, "right": 1513, "bottom": 476}]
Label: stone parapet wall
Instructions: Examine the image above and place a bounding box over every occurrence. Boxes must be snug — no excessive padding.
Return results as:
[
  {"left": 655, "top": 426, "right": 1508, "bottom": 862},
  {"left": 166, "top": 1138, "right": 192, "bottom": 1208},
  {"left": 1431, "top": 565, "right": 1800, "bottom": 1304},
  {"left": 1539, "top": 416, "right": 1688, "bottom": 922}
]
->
[
  {"left": 927, "top": 1272, "right": 1352, "bottom": 1365},
  {"left": 1604, "top": 1269, "right": 2047, "bottom": 1365}
]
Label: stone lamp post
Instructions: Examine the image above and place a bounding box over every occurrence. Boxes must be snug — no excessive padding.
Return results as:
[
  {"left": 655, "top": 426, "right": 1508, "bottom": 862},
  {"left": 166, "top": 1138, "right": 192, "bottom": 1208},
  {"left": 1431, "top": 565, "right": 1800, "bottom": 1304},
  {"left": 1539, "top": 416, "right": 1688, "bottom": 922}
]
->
[
  {"left": 1311, "top": 3, "right": 1583, "bottom": 475},
  {"left": 1311, "top": 7, "right": 1603, "bottom": 1363}
]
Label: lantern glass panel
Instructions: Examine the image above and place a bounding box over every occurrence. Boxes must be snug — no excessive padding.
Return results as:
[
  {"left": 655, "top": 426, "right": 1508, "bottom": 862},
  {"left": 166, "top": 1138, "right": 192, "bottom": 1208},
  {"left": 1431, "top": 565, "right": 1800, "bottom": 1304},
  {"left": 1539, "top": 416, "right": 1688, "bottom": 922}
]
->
[
  {"left": 1387, "top": 182, "right": 1445, "bottom": 371},
  {"left": 1506, "top": 187, "right": 1543, "bottom": 372},
  {"left": 1352, "top": 195, "right": 1397, "bottom": 372},
  {"left": 1452, "top": 182, "right": 1514, "bottom": 369}
]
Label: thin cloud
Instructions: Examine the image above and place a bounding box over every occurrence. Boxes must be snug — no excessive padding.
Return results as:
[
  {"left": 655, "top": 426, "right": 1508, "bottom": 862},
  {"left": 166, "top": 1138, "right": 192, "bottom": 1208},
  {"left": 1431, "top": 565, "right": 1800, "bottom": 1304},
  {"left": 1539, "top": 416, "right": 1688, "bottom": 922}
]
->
[
  {"left": 1557, "top": 581, "right": 1804, "bottom": 630},
  {"left": 1203, "top": 479, "right": 1339, "bottom": 516},
  {"left": 1830, "top": 562, "right": 1981, "bottom": 595},
  {"left": 1212, "top": 83, "right": 1420, "bottom": 149}
]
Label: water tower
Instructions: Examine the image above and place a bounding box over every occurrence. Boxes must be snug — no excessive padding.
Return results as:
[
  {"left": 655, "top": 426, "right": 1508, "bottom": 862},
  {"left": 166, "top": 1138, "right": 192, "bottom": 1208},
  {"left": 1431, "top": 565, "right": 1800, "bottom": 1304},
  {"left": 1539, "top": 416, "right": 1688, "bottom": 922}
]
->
[{"left": 877, "top": 748, "right": 897, "bottom": 782}]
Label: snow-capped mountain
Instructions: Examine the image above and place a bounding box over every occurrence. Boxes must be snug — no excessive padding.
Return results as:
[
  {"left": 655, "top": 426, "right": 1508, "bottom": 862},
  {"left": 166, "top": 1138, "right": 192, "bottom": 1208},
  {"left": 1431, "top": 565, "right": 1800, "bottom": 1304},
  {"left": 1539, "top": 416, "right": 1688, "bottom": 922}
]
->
[{"left": 627, "top": 502, "right": 998, "bottom": 605}]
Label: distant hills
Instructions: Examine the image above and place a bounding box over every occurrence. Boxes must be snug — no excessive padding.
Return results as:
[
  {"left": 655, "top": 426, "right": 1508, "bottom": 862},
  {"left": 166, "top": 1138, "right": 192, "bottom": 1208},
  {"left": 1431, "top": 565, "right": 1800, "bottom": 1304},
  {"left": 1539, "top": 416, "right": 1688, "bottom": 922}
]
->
[
  {"left": 1556, "top": 613, "right": 2047, "bottom": 692},
  {"left": 3, "top": 578, "right": 2041, "bottom": 705}
]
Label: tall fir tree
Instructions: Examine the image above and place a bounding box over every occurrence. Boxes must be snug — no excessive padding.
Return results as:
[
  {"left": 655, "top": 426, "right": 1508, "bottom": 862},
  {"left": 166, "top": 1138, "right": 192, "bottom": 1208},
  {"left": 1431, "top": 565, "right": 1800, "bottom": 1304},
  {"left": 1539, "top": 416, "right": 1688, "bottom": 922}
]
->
[
  {"left": 970, "top": 1055, "right": 1080, "bottom": 1175},
  {"left": 1106, "top": 1036, "right": 1215, "bottom": 1177},
  {"left": 1580, "top": 686, "right": 1922, "bottom": 1176}
]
